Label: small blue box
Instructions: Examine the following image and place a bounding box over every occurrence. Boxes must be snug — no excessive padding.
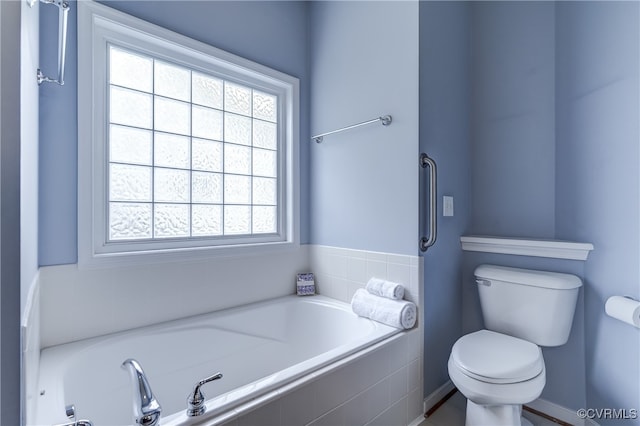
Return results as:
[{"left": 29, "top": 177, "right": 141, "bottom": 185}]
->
[{"left": 296, "top": 273, "right": 315, "bottom": 296}]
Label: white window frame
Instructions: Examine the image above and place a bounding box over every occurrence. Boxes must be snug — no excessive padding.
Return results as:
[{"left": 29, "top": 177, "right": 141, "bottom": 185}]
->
[{"left": 78, "top": 1, "right": 299, "bottom": 268}]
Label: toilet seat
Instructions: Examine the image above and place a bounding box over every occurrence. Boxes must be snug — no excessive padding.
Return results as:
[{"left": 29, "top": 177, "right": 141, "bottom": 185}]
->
[{"left": 451, "top": 330, "right": 543, "bottom": 384}]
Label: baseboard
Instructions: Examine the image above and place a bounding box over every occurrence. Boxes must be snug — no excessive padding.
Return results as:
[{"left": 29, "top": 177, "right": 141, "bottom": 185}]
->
[
  {"left": 526, "top": 398, "right": 600, "bottom": 426},
  {"left": 408, "top": 415, "right": 426, "bottom": 426},
  {"left": 423, "top": 381, "right": 600, "bottom": 426},
  {"left": 423, "top": 380, "right": 456, "bottom": 415}
]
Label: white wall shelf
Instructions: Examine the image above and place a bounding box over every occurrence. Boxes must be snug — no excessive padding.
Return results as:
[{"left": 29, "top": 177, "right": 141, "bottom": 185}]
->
[{"left": 460, "top": 235, "right": 594, "bottom": 261}]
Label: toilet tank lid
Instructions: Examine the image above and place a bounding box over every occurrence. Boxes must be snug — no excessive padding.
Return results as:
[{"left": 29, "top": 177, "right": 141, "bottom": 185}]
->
[{"left": 475, "top": 264, "right": 582, "bottom": 290}]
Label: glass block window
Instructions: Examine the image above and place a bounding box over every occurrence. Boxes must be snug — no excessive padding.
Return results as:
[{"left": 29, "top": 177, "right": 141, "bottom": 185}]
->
[
  {"left": 78, "top": 1, "right": 298, "bottom": 265},
  {"left": 107, "top": 45, "right": 279, "bottom": 241}
]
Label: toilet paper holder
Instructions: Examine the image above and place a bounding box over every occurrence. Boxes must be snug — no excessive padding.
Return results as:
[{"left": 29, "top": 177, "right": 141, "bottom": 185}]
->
[{"left": 605, "top": 295, "right": 640, "bottom": 329}]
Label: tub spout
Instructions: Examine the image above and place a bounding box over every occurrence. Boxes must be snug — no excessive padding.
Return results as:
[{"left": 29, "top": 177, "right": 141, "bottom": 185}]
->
[{"left": 121, "top": 359, "right": 162, "bottom": 426}]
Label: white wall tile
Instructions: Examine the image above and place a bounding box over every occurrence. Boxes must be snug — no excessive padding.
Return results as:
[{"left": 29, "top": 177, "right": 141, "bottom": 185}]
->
[
  {"left": 347, "top": 257, "right": 367, "bottom": 282},
  {"left": 328, "top": 253, "right": 348, "bottom": 278},
  {"left": 238, "top": 399, "right": 281, "bottom": 426},
  {"left": 364, "top": 381, "right": 392, "bottom": 423},
  {"left": 350, "top": 348, "right": 392, "bottom": 393},
  {"left": 333, "top": 277, "right": 350, "bottom": 302},
  {"left": 384, "top": 334, "right": 409, "bottom": 374},
  {"left": 345, "top": 248, "right": 367, "bottom": 260},
  {"left": 309, "top": 406, "right": 344, "bottom": 426},
  {"left": 313, "top": 366, "right": 348, "bottom": 418},
  {"left": 343, "top": 390, "right": 371, "bottom": 426},
  {"left": 407, "top": 388, "right": 424, "bottom": 422},
  {"left": 408, "top": 358, "right": 421, "bottom": 393},
  {"left": 365, "top": 251, "right": 388, "bottom": 263},
  {"left": 314, "top": 272, "right": 331, "bottom": 296},
  {"left": 346, "top": 281, "right": 364, "bottom": 304},
  {"left": 280, "top": 383, "right": 316, "bottom": 426},
  {"left": 366, "top": 260, "right": 388, "bottom": 281},
  {"left": 388, "top": 367, "right": 409, "bottom": 404},
  {"left": 388, "top": 254, "right": 412, "bottom": 266},
  {"left": 388, "top": 263, "right": 412, "bottom": 290},
  {"left": 344, "top": 380, "right": 389, "bottom": 426},
  {"left": 408, "top": 329, "right": 422, "bottom": 361},
  {"left": 367, "top": 397, "right": 408, "bottom": 426}
]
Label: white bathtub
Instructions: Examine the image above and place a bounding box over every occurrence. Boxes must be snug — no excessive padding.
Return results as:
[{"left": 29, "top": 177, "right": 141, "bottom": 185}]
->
[{"left": 35, "top": 295, "right": 402, "bottom": 425}]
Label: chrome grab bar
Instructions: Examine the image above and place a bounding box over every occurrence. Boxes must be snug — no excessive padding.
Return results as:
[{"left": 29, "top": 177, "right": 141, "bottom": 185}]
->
[
  {"left": 420, "top": 153, "right": 437, "bottom": 251},
  {"left": 37, "top": 0, "right": 69, "bottom": 85},
  {"left": 186, "top": 372, "right": 224, "bottom": 417}
]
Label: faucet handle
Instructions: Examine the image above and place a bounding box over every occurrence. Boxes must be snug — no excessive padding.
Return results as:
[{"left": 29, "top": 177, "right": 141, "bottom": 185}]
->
[
  {"left": 65, "top": 404, "right": 76, "bottom": 421},
  {"left": 187, "top": 372, "right": 223, "bottom": 417},
  {"left": 65, "top": 405, "right": 76, "bottom": 426}
]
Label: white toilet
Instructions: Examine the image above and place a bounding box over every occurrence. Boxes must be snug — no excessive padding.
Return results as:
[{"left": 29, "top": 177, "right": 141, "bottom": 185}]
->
[{"left": 448, "top": 264, "right": 582, "bottom": 426}]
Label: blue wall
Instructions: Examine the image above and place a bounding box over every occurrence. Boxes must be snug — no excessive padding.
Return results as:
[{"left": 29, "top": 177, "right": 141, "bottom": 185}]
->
[
  {"left": 419, "top": 0, "right": 471, "bottom": 398},
  {"left": 309, "top": 1, "right": 419, "bottom": 256},
  {"left": 462, "top": 0, "right": 639, "bottom": 415},
  {"left": 470, "top": 1, "right": 556, "bottom": 238},
  {"left": 39, "top": 0, "right": 78, "bottom": 266},
  {"left": 39, "top": 0, "right": 311, "bottom": 265},
  {"left": 556, "top": 1, "right": 639, "bottom": 422}
]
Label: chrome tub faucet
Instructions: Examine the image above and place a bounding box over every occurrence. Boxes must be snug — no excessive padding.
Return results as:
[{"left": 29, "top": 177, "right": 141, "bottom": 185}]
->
[
  {"left": 187, "top": 372, "right": 223, "bottom": 417},
  {"left": 121, "top": 359, "right": 162, "bottom": 426}
]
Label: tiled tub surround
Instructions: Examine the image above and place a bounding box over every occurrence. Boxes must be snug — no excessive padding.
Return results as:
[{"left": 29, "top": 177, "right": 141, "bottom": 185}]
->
[
  {"left": 304, "top": 245, "right": 425, "bottom": 426},
  {"left": 309, "top": 245, "right": 422, "bottom": 307},
  {"left": 38, "top": 247, "right": 311, "bottom": 348},
  {"left": 224, "top": 328, "right": 424, "bottom": 426},
  {"left": 29, "top": 245, "right": 424, "bottom": 425}
]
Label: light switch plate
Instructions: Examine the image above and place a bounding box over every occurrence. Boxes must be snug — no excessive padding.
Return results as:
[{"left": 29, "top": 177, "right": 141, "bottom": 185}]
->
[{"left": 443, "top": 196, "right": 454, "bottom": 217}]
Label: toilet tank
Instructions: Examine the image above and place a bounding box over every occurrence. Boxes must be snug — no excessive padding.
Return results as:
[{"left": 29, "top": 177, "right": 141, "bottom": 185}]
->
[{"left": 475, "top": 264, "right": 582, "bottom": 347}]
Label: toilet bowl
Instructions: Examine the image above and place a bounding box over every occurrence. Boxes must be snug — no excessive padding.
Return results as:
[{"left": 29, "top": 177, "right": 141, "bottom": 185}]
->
[
  {"left": 449, "top": 265, "right": 582, "bottom": 426},
  {"left": 448, "top": 330, "right": 546, "bottom": 425}
]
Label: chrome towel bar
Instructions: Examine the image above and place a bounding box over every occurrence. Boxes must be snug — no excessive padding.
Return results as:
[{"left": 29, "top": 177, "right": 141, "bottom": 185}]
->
[
  {"left": 312, "top": 115, "right": 392, "bottom": 143},
  {"left": 420, "top": 153, "right": 437, "bottom": 251},
  {"left": 37, "top": 0, "right": 69, "bottom": 86}
]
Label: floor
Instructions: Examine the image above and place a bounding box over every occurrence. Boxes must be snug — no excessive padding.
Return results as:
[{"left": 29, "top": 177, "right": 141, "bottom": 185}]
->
[{"left": 419, "top": 391, "right": 565, "bottom": 426}]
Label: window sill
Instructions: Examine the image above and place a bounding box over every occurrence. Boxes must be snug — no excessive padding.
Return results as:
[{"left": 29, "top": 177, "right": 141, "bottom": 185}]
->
[
  {"left": 78, "top": 240, "right": 300, "bottom": 270},
  {"left": 460, "top": 235, "right": 594, "bottom": 261}
]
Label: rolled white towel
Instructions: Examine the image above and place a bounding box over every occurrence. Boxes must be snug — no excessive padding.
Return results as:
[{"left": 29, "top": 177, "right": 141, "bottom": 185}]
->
[
  {"left": 365, "top": 278, "right": 405, "bottom": 300},
  {"left": 351, "top": 288, "right": 417, "bottom": 329}
]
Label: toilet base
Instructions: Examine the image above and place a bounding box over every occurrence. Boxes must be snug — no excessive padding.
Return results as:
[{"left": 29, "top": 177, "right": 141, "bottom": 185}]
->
[{"left": 465, "top": 400, "right": 533, "bottom": 426}]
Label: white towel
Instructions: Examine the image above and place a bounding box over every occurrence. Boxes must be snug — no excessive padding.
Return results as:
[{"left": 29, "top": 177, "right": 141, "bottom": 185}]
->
[
  {"left": 351, "top": 288, "right": 416, "bottom": 329},
  {"left": 365, "top": 278, "right": 405, "bottom": 300}
]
